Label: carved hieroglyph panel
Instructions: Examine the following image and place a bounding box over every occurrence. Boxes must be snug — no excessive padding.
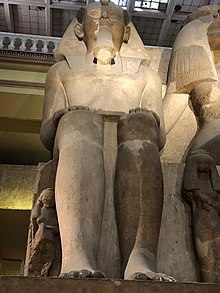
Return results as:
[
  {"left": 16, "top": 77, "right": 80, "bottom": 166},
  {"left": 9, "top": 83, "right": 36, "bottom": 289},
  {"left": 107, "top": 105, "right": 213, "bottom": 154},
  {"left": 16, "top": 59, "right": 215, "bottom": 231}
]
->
[{"left": 0, "top": 164, "right": 37, "bottom": 210}]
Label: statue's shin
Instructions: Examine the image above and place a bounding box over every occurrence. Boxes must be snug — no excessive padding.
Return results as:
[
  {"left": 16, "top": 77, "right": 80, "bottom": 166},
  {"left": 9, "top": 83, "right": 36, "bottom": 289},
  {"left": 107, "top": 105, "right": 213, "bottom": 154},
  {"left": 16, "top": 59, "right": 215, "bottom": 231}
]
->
[{"left": 193, "top": 209, "right": 220, "bottom": 283}]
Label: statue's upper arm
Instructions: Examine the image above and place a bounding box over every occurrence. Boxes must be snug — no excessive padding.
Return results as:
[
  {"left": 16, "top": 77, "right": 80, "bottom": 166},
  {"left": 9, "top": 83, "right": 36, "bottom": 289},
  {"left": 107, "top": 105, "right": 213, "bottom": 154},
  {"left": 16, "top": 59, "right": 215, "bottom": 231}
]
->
[
  {"left": 141, "top": 68, "right": 162, "bottom": 103},
  {"left": 140, "top": 67, "right": 166, "bottom": 149},
  {"left": 43, "top": 62, "right": 68, "bottom": 122}
]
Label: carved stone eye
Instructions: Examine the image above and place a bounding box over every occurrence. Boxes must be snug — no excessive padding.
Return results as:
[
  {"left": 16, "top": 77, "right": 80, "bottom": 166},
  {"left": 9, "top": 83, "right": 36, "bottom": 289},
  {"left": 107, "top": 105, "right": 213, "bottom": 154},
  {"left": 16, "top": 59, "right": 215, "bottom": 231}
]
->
[
  {"left": 109, "top": 12, "right": 122, "bottom": 21},
  {"left": 213, "top": 12, "right": 219, "bottom": 20},
  {"left": 88, "top": 10, "right": 100, "bottom": 18}
]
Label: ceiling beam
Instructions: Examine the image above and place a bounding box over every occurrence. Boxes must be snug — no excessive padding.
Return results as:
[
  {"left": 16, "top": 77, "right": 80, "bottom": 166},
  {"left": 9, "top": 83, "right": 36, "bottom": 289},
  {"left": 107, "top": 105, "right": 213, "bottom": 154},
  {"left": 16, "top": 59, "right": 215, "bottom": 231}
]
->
[
  {"left": 4, "top": 0, "right": 47, "bottom": 7},
  {"left": 132, "top": 9, "right": 187, "bottom": 21},
  {"left": 86, "top": 0, "right": 93, "bottom": 5},
  {"left": 50, "top": 2, "right": 84, "bottom": 10},
  {"left": 45, "top": 0, "right": 52, "bottom": 36},
  {"left": 157, "top": 0, "right": 179, "bottom": 46},
  {"left": 133, "top": 9, "right": 166, "bottom": 19},
  {"left": 127, "top": 0, "right": 135, "bottom": 17},
  {"left": 209, "top": 0, "right": 219, "bottom": 4},
  {"left": 3, "top": 0, "right": 14, "bottom": 32}
]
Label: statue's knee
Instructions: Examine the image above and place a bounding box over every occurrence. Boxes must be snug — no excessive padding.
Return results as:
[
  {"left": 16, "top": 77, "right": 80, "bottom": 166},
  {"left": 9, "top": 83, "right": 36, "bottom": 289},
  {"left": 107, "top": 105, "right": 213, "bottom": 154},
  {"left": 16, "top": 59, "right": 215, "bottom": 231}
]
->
[
  {"left": 56, "top": 110, "right": 104, "bottom": 147},
  {"left": 117, "top": 110, "right": 160, "bottom": 146}
]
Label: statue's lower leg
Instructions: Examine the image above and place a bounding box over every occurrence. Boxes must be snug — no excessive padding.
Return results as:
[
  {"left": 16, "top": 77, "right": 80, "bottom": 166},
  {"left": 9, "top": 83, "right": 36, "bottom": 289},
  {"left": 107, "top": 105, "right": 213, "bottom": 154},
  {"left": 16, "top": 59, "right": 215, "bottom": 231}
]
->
[
  {"left": 54, "top": 110, "right": 105, "bottom": 278},
  {"left": 114, "top": 110, "right": 175, "bottom": 281},
  {"left": 194, "top": 208, "right": 220, "bottom": 283}
]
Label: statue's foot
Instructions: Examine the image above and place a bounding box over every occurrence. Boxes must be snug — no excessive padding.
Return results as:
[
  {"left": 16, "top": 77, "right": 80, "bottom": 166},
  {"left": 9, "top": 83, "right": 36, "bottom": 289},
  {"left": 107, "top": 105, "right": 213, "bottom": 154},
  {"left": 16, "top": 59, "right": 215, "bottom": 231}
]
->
[
  {"left": 124, "top": 248, "right": 175, "bottom": 282},
  {"left": 130, "top": 271, "right": 176, "bottom": 282},
  {"left": 60, "top": 269, "right": 105, "bottom": 279}
]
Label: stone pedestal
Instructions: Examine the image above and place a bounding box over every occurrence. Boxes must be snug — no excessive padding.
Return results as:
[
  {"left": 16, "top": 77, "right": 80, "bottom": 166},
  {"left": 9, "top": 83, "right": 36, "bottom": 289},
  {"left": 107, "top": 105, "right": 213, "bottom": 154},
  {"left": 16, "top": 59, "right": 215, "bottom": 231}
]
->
[{"left": 0, "top": 277, "right": 220, "bottom": 293}]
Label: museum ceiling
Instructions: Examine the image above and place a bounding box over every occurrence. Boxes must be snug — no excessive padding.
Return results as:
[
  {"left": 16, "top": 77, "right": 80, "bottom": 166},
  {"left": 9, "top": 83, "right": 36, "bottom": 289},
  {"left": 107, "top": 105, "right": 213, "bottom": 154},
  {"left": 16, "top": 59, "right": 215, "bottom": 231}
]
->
[{"left": 0, "top": 0, "right": 219, "bottom": 48}]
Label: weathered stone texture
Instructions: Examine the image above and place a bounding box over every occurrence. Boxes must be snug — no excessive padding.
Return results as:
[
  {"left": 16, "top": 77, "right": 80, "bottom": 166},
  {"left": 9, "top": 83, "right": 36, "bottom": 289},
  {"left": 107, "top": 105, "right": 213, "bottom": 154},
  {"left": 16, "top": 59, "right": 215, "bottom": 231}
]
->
[
  {"left": 24, "top": 160, "right": 61, "bottom": 277},
  {"left": 158, "top": 163, "right": 198, "bottom": 281},
  {"left": 0, "top": 277, "right": 220, "bottom": 293},
  {"left": 23, "top": 2, "right": 220, "bottom": 284}
]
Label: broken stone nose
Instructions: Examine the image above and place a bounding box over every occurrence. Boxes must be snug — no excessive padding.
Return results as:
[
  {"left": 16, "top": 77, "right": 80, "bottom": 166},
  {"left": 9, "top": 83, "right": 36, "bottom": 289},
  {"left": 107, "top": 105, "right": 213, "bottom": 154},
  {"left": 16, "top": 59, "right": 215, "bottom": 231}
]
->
[{"left": 93, "top": 27, "right": 116, "bottom": 64}]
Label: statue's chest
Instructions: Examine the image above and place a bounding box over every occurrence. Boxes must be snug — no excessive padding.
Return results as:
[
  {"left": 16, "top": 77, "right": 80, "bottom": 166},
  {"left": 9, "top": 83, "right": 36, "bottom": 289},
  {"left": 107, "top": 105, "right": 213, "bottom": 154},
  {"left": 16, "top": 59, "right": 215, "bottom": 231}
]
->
[
  {"left": 65, "top": 73, "right": 144, "bottom": 96},
  {"left": 63, "top": 72, "right": 146, "bottom": 112}
]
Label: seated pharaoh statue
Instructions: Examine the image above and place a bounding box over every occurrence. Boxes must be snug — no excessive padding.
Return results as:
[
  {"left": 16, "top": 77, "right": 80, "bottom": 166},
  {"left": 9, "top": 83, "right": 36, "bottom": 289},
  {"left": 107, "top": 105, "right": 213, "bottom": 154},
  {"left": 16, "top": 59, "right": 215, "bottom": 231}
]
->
[{"left": 40, "top": 0, "right": 174, "bottom": 281}]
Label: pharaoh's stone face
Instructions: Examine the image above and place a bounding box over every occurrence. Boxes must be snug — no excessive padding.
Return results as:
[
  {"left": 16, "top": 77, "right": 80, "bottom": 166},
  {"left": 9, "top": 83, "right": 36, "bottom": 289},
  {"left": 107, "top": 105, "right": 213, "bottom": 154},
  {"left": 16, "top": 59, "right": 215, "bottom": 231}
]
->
[{"left": 82, "top": 3, "right": 129, "bottom": 64}]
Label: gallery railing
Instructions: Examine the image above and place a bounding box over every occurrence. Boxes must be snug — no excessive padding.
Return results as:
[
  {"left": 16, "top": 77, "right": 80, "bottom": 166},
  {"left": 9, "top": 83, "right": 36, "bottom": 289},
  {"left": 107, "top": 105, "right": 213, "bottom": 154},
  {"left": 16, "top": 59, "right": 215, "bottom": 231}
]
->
[{"left": 0, "top": 32, "right": 61, "bottom": 62}]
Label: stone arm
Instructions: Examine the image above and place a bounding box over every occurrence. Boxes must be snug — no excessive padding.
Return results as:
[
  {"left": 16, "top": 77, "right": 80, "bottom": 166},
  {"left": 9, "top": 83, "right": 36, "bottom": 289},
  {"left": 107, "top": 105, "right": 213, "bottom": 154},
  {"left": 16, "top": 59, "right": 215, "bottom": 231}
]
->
[
  {"left": 163, "top": 92, "right": 190, "bottom": 135},
  {"left": 31, "top": 202, "right": 42, "bottom": 239},
  {"left": 197, "top": 191, "right": 220, "bottom": 213},
  {"left": 31, "top": 203, "right": 41, "bottom": 220},
  {"left": 40, "top": 63, "right": 69, "bottom": 151},
  {"left": 139, "top": 68, "right": 166, "bottom": 150},
  {"left": 184, "top": 188, "right": 220, "bottom": 213}
]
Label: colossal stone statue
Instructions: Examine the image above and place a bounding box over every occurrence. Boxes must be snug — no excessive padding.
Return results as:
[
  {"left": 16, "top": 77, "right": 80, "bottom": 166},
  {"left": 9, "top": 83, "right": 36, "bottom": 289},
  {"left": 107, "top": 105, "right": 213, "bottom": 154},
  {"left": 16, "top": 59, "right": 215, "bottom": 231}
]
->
[
  {"left": 182, "top": 150, "right": 220, "bottom": 282},
  {"left": 40, "top": 0, "right": 173, "bottom": 281},
  {"left": 163, "top": 5, "right": 220, "bottom": 282},
  {"left": 164, "top": 5, "right": 220, "bottom": 162}
]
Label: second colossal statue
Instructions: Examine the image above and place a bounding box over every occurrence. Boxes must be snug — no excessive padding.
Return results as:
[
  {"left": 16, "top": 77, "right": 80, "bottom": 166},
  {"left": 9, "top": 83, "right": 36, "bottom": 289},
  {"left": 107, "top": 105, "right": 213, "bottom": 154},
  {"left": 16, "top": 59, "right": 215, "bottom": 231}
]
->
[
  {"left": 164, "top": 5, "right": 220, "bottom": 163},
  {"left": 40, "top": 0, "right": 173, "bottom": 281},
  {"left": 164, "top": 5, "right": 220, "bottom": 282}
]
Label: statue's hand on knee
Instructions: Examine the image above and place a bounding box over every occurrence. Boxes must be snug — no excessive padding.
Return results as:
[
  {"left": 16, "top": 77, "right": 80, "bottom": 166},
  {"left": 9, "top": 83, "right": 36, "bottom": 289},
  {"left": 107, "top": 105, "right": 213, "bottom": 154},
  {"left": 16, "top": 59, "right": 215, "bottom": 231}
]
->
[
  {"left": 69, "top": 105, "right": 95, "bottom": 112},
  {"left": 52, "top": 108, "right": 70, "bottom": 127},
  {"left": 52, "top": 106, "right": 96, "bottom": 127},
  {"left": 128, "top": 107, "right": 160, "bottom": 126},
  {"left": 118, "top": 107, "right": 160, "bottom": 145}
]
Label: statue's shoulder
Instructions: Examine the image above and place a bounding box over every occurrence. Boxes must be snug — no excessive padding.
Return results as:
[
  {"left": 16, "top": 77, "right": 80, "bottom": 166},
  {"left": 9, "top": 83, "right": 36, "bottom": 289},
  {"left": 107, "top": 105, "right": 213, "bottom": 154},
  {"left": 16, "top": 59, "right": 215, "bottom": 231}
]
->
[
  {"left": 50, "top": 60, "right": 69, "bottom": 71},
  {"left": 139, "top": 62, "right": 161, "bottom": 82},
  {"left": 47, "top": 60, "right": 70, "bottom": 78}
]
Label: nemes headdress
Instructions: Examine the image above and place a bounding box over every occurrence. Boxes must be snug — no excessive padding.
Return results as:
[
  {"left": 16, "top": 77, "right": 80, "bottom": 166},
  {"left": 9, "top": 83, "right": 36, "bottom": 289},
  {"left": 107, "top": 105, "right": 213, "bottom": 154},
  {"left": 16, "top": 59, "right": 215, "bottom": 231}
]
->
[{"left": 54, "top": 1, "right": 150, "bottom": 66}]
